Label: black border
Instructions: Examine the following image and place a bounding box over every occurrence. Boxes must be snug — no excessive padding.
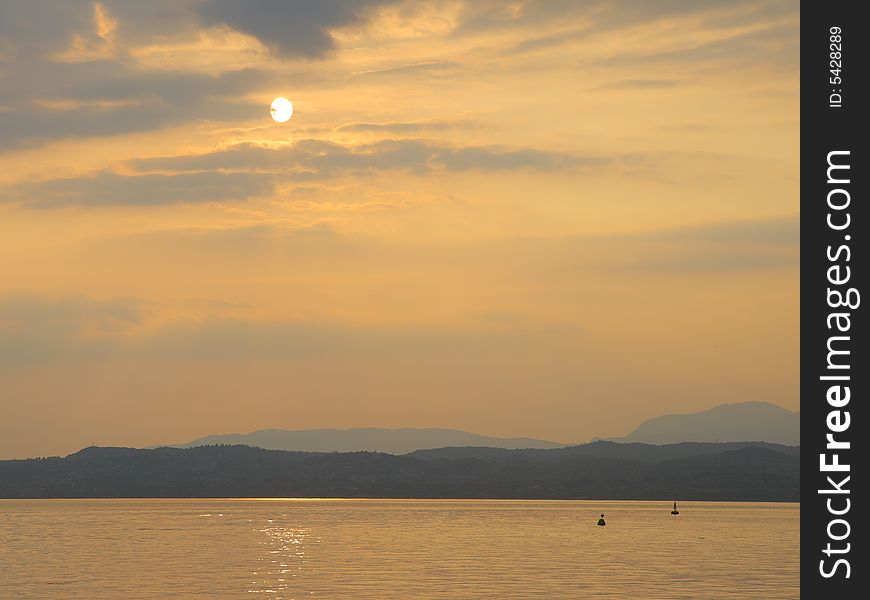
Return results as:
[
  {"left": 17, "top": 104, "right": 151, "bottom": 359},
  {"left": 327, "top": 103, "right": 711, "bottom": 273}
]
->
[{"left": 801, "top": 1, "right": 865, "bottom": 595}]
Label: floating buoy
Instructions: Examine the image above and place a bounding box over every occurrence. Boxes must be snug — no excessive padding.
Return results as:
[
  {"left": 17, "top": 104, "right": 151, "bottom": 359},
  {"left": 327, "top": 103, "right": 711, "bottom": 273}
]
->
[{"left": 597, "top": 513, "right": 606, "bottom": 526}]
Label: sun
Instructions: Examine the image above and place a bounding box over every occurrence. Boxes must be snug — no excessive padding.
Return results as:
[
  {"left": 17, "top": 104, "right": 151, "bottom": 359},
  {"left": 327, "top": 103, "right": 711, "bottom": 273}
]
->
[{"left": 270, "top": 97, "right": 293, "bottom": 123}]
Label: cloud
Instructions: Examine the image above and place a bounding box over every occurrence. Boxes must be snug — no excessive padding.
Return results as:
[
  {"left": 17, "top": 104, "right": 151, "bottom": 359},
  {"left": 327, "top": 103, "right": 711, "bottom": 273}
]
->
[
  {"left": 54, "top": 66, "right": 266, "bottom": 104},
  {"left": 556, "top": 215, "right": 800, "bottom": 274},
  {"left": 602, "top": 23, "right": 798, "bottom": 69},
  {"left": 458, "top": 0, "right": 798, "bottom": 67},
  {"left": 0, "top": 214, "right": 798, "bottom": 369},
  {"left": 623, "top": 251, "right": 796, "bottom": 273},
  {"left": 135, "top": 318, "right": 469, "bottom": 361},
  {"left": 0, "top": 291, "right": 575, "bottom": 369},
  {"left": 116, "top": 222, "right": 347, "bottom": 260},
  {"left": 336, "top": 120, "right": 470, "bottom": 133},
  {"left": 0, "top": 1, "right": 199, "bottom": 60},
  {"left": 0, "top": 67, "right": 270, "bottom": 150},
  {"left": 130, "top": 139, "right": 608, "bottom": 175},
  {"left": 457, "top": 0, "right": 796, "bottom": 36},
  {"left": 105, "top": 216, "right": 800, "bottom": 287},
  {"left": 3, "top": 135, "right": 626, "bottom": 206},
  {"left": 0, "top": 294, "right": 148, "bottom": 365},
  {"left": 353, "top": 60, "right": 459, "bottom": 77},
  {"left": 596, "top": 79, "right": 682, "bottom": 90},
  {"left": 0, "top": 294, "right": 146, "bottom": 329},
  {"left": 651, "top": 215, "right": 799, "bottom": 246},
  {"left": 0, "top": 0, "right": 797, "bottom": 154},
  {"left": 436, "top": 146, "right": 603, "bottom": 171},
  {"left": 504, "top": 28, "right": 588, "bottom": 56},
  {"left": 196, "top": 0, "right": 400, "bottom": 59},
  {"left": 0, "top": 0, "right": 94, "bottom": 59},
  {"left": 9, "top": 170, "right": 274, "bottom": 208},
  {"left": 0, "top": 1, "right": 307, "bottom": 152}
]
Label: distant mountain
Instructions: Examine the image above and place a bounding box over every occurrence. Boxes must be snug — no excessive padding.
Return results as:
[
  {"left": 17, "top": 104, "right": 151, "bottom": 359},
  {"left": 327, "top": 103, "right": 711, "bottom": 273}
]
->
[
  {"left": 0, "top": 441, "right": 799, "bottom": 501},
  {"left": 619, "top": 401, "right": 799, "bottom": 445},
  {"left": 165, "top": 428, "right": 564, "bottom": 455}
]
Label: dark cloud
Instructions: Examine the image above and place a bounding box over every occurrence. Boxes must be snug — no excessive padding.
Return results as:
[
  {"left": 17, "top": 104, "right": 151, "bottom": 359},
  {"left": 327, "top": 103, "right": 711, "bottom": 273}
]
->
[
  {"left": 0, "top": 100, "right": 261, "bottom": 152},
  {"left": 57, "top": 67, "right": 267, "bottom": 104},
  {"left": 0, "top": 0, "right": 93, "bottom": 58},
  {"left": 0, "top": 68, "right": 271, "bottom": 150},
  {"left": 9, "top": 170, "right": 274, "bottom": 208},
  {"left": 130, "top": 139, "right": 608, "bottom": 175},
  {"left": 104, "top": 1, "right": 200, "bottom": 45},
  {"left": 0, "top": 3, "right": 303, "bottom": 151},
  {"left": 0, "top": 1, "right": 198, "bottom": 59},
  {"left": 196, "top": 0, "right": 399, "bottom": 59},
  {"left": 0, "top": 0, "right": 797, "bottom": 153},
  {"left": 4, "top": 138, "right": 616, "bottom": 206}
]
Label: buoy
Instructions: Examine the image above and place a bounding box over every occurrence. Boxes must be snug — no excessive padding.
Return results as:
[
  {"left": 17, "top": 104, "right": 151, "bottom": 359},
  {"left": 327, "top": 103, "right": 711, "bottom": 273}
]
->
[
  {"left": 671, "top": 501, "right": 679, "bottom": 515},
  {"left": 597, "top": 513, "right": 606, "bottom": 526}
]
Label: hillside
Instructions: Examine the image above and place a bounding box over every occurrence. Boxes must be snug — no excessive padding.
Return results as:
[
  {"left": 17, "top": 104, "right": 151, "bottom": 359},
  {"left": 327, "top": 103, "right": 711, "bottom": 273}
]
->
[{"left": 0, "top": 441, "right": 799, "bottom": 501}]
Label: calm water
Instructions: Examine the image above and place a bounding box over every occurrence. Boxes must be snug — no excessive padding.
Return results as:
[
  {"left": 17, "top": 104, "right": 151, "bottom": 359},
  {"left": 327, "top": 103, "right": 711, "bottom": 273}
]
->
[{"left": 0, "top": 499, "right": 798, "bottom": 599}]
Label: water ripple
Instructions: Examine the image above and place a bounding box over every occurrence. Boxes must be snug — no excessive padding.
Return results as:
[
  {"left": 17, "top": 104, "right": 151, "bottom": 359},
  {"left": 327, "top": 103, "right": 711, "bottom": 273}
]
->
[{"left": 0, "top": 499, "right": 799, "bottom": 599}]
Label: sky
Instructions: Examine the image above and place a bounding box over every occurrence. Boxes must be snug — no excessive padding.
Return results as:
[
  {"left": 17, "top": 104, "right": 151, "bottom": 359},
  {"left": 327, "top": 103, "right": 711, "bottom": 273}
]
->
[{"left": 0, "top": 0, "right": 799, "bottom": 459}]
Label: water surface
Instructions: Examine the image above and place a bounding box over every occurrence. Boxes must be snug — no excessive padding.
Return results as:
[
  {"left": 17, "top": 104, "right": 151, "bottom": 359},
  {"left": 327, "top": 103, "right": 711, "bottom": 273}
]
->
[{"left": 0, "top": 499, "right": 799, "bottom": 599}]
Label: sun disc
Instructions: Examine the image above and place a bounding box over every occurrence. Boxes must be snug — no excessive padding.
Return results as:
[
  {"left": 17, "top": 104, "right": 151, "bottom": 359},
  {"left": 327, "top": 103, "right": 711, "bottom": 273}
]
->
[{"left": 270, "top": 97, "right": 293, "bottom": 123}]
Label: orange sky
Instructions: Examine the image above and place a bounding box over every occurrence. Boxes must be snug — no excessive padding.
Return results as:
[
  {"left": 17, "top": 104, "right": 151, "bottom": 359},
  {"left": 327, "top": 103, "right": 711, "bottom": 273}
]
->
[{"left": 0, "top": 0, "right": 799, "bottom": 458}]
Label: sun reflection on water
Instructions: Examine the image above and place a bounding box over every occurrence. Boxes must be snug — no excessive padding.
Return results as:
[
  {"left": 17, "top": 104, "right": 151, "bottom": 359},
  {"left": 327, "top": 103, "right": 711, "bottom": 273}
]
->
[{"left": 249, "top": 519, "right": 315, "bottom": 598}]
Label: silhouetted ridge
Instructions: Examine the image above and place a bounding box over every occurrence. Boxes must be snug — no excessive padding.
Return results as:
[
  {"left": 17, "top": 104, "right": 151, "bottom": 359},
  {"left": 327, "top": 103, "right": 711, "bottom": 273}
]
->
[
  {"left": 1, "top": 441, "right": 799, "bottom": 501},
  {"left": 408, "top": 441, "right": 799, "bottom": 462}
]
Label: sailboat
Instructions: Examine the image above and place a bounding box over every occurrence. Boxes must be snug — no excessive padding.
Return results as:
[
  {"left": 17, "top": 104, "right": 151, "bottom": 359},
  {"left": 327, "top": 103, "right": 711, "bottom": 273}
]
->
[{"left": 671, "top": 501, "right": 679, "bottom": 515}]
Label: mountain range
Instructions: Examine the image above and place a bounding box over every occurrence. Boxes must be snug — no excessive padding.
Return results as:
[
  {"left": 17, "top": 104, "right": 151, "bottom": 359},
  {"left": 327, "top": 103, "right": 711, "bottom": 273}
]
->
[
  {"left": 162, "top": 401, "right": 799, "bottom": 454},
  {"left": 167, "top": 428, "right": 562, "bottom": 455},
  {"left": 616, "top": 401, "right": 799, "bottom": 445},
  {"left": 2, "top": 401, "right": 800, "bottom": 500}
]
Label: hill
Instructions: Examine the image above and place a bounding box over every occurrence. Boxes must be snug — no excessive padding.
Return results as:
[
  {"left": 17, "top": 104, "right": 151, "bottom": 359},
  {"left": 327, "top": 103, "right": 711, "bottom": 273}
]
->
[
  {"left": 407, "top": 440, "right": 800, "bottom": 462},
  {"left": 0, "top": 441, "right": 799, "bottom": 501},
  {"left": 620, "top": 401, "right": 799, "bottom": 445}
]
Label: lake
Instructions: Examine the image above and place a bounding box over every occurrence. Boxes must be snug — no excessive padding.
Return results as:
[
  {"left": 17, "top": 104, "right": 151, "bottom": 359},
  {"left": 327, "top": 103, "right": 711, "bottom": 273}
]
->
[{"left": 0, "top": 499, "right": 799, "bottom": 599}]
